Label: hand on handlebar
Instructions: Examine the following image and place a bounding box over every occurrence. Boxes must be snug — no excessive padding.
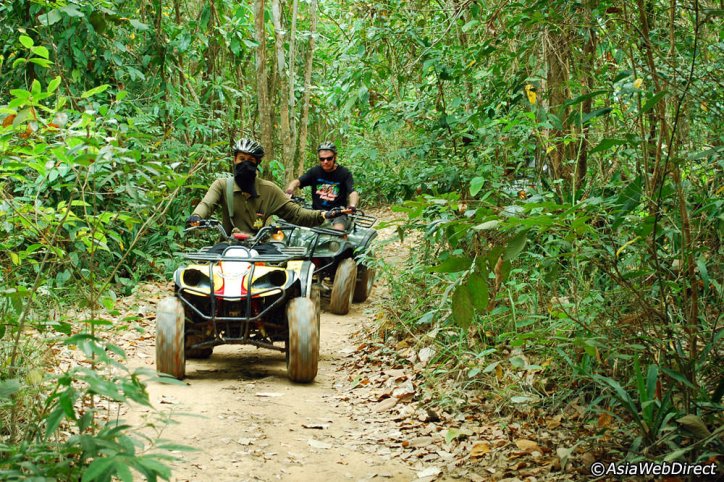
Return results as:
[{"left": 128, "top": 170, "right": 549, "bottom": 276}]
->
[
  {"left": 186, "top": 214, "right": 202, "bottom": 227},
  {"left": 346, "top": 205, "right": 357, "bottom": 214},
  {"left": 323, "top": 207, "right": 346, "bottom": 219}
]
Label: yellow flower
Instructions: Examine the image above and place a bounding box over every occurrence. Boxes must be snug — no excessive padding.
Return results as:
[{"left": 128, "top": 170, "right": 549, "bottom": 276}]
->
[{"left": 633, "top": 78, "right": 643, "bottom": 89}]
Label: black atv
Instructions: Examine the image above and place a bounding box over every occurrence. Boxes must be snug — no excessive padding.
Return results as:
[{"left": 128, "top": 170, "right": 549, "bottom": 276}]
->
[{"left": 275, "top": 201, "right": 377, "bottom": 315}]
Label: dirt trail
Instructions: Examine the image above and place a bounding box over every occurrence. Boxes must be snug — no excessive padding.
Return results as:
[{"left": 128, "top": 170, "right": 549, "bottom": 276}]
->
[
  {"left": 125, "top": 210, "right": 420, "bottom": 481},
  {"left": 128, "top": 307, "right": 413, "bottom": 481}
]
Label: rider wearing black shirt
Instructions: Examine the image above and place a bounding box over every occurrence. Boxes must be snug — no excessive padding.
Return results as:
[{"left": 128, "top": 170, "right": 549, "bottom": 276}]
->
[{"left": 285, "top": 142, "right": 359, "bottom": 230}]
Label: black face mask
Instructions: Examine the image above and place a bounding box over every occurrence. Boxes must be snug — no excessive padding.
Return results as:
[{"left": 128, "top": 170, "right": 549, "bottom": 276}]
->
[{"left": 234, "top": 160, "right": 258, "bottom": 198}]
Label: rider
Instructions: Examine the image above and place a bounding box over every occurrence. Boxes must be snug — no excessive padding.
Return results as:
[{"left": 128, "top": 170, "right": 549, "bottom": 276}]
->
[
  {"left": 187, "top": 138, "right": 344, "bottom": 233},
  {"left": 284, "top": 142, "right": 359, "bottom": 231}
]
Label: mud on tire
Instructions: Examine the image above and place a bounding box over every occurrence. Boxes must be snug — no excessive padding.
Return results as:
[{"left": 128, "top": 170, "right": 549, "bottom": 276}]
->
[
  {"left": 156, "top": 297, "right": 186, "bottom": 379},
  {"left": 329, "top": 258, "right": 357, "bottom": 315},
  {"left": 353, "top": 265, "right": 375, "bottom": 303},
  {"left": 286, "top": 297, "right": 319, "bottom": 383}
]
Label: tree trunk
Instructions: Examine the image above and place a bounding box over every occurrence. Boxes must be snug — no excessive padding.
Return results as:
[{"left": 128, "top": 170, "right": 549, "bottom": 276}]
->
[
  {"left": 154, "top": 0, "right": 169, "bottom": 131},
  {"left": 271, "top": 0, "right": 292, "bottom": 176},
  {"left": 288, "top": 0, "right": 300, "bottom": 165},
  {"left": 544, "top": 23, "right": 573, "bottom": 187},
  {"left": 295, "top": 0, "right": 318, "bottom": 179},
  {"left": 254, "top": 0, "right": 274, "bottom": 163},
  {"left": 635, "top": 0, "right": 668, "bottom": 192},
  {"left": 577, "top": 0, "right": 598, "bottom": 187}
]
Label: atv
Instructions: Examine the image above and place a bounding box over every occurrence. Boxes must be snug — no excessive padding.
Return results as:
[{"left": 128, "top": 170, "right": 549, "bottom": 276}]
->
[
  {"left": 275, "top": 202, "right": 378, "bottom": 315},
  {"left": 155, "top": 219, "right": 320, "bottom": 383}
]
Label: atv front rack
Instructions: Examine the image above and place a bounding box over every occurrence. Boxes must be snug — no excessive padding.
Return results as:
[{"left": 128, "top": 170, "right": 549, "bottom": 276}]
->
[
  {"left": 183, "top": 252, "right": 293, "bottom": 263},
  {"left": 178, "top": 253, "right": 296, "bottom": 352},
  {"left": 273, "top": 222, "right": 345, "bottom": 267},
  {"left": 349, "top": 213, "right": 376, "bottom": 229},
  {"left": 272, "top": 221, "right": 376, "bottom": 276}
]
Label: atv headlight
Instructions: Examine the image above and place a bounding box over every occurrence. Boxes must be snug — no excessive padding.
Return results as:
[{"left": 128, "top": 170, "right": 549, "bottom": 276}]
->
[
  {"left": 181, "top": 267, "right": 223, "bottom": 293},
  {"left": 318, "top": 240, "right": 341, "bottom": 254},
  {"left": 251, "top": 270, "right": 288, "bottom": 289},
  {"left": 183, "top": 268, "right": 209, "bottom": 287}
]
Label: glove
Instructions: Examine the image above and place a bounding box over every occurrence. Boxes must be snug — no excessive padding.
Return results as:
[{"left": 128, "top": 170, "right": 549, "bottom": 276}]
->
[
  {"left": 346, "top": 205, "right": 357, "bottom": 214},
  {"left": 186, "top": 214, "right": 202, "bottom": 227},
  {"left": 324, "top": 207, "right": 345, "bottom": 219}
]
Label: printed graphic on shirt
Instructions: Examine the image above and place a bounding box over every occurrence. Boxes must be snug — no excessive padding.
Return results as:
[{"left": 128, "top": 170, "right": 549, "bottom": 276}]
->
[{"left": 315, "top": 180, "right": 340, "bottom": 204}]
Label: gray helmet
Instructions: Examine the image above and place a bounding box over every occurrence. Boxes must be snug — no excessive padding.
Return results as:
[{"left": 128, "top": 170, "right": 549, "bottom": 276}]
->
[
  {"left": 317, "top": 141, "right": 337, "bottom": 154},
  {"left": 233, "top": 138, "right": 265, "bottom": 159}
]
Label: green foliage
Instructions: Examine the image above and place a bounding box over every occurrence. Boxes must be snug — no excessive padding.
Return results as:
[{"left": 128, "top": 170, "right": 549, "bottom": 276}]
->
[
  {"left": 0, "top": 334, "right": 184, "bottom": 480},
  {"left": 384, "top": 168, "right": 722, "bottom": 456},
  {"left": 1, "top": 33, "right": 193, "bottom": 479},
  {"left": 318, "top": 0, "right": 723, "bottom": 462},
  {"left": 0, "top": 0, "right": 721, "bottom": 471}
]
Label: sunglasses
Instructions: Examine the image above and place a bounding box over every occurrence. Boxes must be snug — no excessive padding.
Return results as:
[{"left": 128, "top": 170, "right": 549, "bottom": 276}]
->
[{"left": 319, "top": 156, "right": 335, "bottom": 162}]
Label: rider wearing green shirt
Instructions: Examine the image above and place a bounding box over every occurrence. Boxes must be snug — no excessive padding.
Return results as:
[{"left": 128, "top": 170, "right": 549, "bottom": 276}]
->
[{"left": 187, "top": 139, "right": 343, "bottom": 234}]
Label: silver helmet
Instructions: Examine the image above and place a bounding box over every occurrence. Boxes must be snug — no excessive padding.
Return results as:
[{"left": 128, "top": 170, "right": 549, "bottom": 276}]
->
[
  {"left": 233, "top": 138, "right": 265, "bottom": 159},
  {"left": 317, "top": 141, "right": 337, "bottom": 154}
]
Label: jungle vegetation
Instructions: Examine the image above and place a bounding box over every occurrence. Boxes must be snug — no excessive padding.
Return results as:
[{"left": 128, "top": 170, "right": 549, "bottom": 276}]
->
[{"left": 0, "top": 0, "right": 721, "bottom": 478}]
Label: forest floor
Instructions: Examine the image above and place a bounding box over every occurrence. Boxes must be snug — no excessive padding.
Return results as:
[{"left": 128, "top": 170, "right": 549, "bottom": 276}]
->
[{"left": 100, "top": 208, "right": 595, "bottom": 481}]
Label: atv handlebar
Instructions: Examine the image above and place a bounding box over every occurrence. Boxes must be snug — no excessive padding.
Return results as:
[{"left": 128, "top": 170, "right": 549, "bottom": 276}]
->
[
  {"left": 185, "top": 219, "right": 271, "bottom": 244},
  {"left": 287, "top": 196, "right": 376, "bottom": 227},
  {"left": 185, "top": 219, "right": 303, "bottom": 252},
  {"left": 185, "top": 218, "right": 228, "bottom": 237}
]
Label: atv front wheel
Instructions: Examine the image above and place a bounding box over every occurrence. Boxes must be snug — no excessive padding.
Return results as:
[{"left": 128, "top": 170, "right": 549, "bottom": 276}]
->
[
  {"left": 353, "top": 265, "right": 375, "bottom": 303},
  {"left": 329, "top": 258, "right": 357, "bottom": 315},
  {"left": 310, "top": 284, "right": 321, "bottom": 329},
  {"left": 156, "top": 297, "right": 186, "bottom": 379},
  {"left": 286, "top": 297, "right": 319, "bottom": 383}
]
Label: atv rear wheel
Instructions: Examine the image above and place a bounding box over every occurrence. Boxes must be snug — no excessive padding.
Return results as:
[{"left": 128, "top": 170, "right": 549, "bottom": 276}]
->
[
  {"left": 329, "top": 258, "right": 357, "bottom": 315},
  {"left": 286, "top": 297, "right": 319, "bottom": 383},
  {"left": 353, "top": 265, "right": 375, "bottom": 303},
  {"left": 156, "top": 297, "right": 185, "bottom": 379}
]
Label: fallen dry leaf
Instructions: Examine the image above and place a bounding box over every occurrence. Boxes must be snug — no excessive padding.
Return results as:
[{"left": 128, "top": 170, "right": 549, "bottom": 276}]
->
[
  {"left": 416, "top": 466, "right": 441, "bottom": 478},
  {"left": 470, "top": 441, "right": 490, "bottom": 458},
  {"left": 385, "top": 369, "right": 407, "bottom": 380},
  {"left": 392, "top": 380, "right": 415, "bottom": 400},
  {"left": 515, "top": 439, "right": 540, "bottom": 453},
  {"left": 374, "top": 397, "right": 398, "bottom": 412},
  {"left": 581, "top": 452, "right": 596, "bottom": 468},
  {"left": 418, "top": 347, "right": 436, "bottom": 365},
  {"left": 409, "top": 436, "right": 435, "bottom": 447},
  {"left": 597, "top": 412, "right": 613, "bottom": 429},
  {"left": 556, "top": 446, "right": 573, "bottom": 470},
  {"left": 546, "top": 414, "right": 563, "bottom": 430}
]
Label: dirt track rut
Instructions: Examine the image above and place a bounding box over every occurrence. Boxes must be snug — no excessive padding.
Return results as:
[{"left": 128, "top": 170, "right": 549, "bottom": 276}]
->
[{"left": 128, "top": 301, "right": 417, "bottom": 481}]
